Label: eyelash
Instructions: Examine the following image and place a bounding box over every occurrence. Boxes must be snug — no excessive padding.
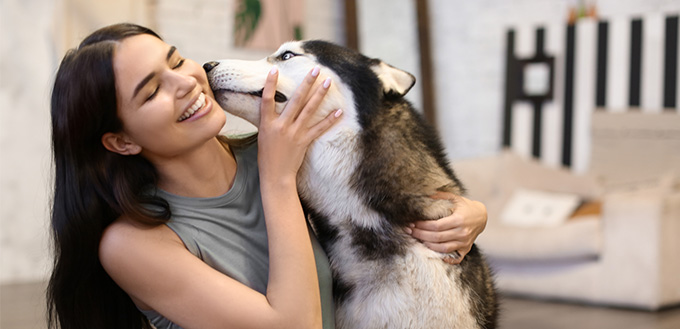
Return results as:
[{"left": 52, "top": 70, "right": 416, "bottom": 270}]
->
[
  {"left": 146, "top": 58, "right": 186, "bottom": 101},
  {"left": 173, "top": 58, "right": 185, "bottom": 69}
]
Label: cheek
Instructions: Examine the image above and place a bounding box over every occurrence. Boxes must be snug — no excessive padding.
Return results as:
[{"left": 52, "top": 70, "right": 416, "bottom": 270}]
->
[
  {"left": 120, "top": 101, "right": 172, "bottom": 145},
  {"left": 187, "top": 60, "right": 211, "bottom": 89}
]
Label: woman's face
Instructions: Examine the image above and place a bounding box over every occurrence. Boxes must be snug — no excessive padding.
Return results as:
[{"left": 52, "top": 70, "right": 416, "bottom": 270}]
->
[{"left": 110, "top": 34, "right": 226, "bottom": 159}]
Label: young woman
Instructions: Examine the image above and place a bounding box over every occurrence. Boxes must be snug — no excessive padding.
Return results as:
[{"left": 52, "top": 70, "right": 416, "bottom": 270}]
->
[{"left": 47, "top": 23, "right": 488, "bottom": 329}]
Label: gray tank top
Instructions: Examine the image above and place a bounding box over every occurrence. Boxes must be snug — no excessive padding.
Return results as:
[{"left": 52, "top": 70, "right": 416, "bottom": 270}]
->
[{"left": 140, "top": 141, "right": 335, "bottom": 329}]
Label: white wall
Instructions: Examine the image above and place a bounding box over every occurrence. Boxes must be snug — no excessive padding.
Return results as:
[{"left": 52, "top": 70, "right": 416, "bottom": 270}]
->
[
  {"left": 356, "top": 0, "right": 423, "bottom": 110},
  {"left": 0, "top": 0, "right": 57, "bottom": 284}
]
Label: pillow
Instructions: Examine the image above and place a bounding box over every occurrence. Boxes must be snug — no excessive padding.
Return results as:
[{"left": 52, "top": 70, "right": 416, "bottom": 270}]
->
[{"left": 500, "top": 188, "right": 582, "bottom": 228}]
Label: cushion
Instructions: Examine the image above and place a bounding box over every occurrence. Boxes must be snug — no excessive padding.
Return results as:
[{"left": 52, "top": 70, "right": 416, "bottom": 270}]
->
[
  {"left": 500, "top": 188, "right": 582, "bottom": 228},
  {"left": 476, "top": 215, "right": 602, "bottom": 262}
]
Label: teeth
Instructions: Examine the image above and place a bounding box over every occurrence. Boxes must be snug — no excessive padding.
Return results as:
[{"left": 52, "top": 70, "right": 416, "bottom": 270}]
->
[{"left": 179, "top": 93, "right": 206, "bottom": 122}]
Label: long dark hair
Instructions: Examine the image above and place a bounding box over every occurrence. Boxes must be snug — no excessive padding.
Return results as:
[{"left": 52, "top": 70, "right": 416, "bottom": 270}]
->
[{"left": 47, "top": 23, "right": 171, "bottom": 329}]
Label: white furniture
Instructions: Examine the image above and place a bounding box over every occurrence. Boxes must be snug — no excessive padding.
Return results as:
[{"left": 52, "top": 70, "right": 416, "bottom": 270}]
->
[{"left": 453, "top": 112, "right": 680, "bottom": 310}]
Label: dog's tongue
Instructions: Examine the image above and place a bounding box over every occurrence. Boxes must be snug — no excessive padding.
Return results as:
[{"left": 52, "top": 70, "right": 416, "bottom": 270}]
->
[{"left": 250, "top": 89, "right": 288, "bottom": 103}]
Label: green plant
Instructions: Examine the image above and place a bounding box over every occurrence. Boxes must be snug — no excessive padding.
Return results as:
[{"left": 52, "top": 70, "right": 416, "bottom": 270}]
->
[{"left": 234, "top": 0, "right": 262, "bottom": 46}]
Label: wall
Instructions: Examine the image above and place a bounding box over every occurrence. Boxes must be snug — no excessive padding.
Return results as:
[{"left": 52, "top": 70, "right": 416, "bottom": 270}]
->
[
  {"left": 0, "top": 0, "right": 156, "bottom": 284},
  {"left": 356, "top": 0, "right": 423, "bottom": 110},
  {"left": 0, "top": 0, "right": 56, "bottom": 284}
]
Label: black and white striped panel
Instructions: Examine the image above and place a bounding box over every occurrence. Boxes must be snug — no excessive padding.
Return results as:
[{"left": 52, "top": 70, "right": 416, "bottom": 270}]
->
[{"left": 503, "top": 14, "right": 680, "bottom": 173}]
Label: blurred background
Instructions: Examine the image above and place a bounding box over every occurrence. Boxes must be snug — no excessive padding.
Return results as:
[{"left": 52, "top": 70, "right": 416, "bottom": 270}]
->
[{"left": 1, "top": 0, "right": 679, "bottom": 328}]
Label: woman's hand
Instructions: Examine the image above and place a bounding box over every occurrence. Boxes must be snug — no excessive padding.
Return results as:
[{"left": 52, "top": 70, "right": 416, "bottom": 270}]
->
[
  {"left": 406, "top": 194, "right": 488, "bottom": 265},
  {"left": 256, "top": 66, "right": 342, "bottom": 328},
  {"left": 257, "top": 66, "right": 342, "bottom": 184}
]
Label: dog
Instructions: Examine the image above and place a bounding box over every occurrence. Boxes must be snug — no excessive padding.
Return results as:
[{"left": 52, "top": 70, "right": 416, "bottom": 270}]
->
[{"left": 205, "top": 40, "right": 497, "bottom": 329}]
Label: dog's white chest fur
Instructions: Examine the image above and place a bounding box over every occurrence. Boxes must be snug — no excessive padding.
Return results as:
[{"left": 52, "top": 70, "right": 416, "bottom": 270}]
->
[{"left": 298, "top": 134, "right": 479, "bottom": 329}]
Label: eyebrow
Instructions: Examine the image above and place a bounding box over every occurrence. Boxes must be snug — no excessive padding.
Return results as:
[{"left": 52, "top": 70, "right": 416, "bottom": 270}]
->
[{"left": 132, "top": 46, "right": 178, "bottom": 99}]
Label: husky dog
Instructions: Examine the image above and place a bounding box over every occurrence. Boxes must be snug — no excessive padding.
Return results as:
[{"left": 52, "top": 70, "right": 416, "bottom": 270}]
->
[{"left": 205, "top": 40, "right": 497, "bottom": 329}]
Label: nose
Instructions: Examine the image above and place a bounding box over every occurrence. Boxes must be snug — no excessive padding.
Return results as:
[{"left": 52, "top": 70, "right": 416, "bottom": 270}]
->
[
  {"left": 203, "top": 61, "right": 219, "bottom": 73},
  {"left": 169, "top": 70, "right": 197, "bottom": 99}
]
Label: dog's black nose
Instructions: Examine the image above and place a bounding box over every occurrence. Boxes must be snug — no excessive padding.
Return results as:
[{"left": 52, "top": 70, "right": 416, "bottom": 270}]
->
[{"left": 203, "top": 61, "right": 219, "bottom": 73}]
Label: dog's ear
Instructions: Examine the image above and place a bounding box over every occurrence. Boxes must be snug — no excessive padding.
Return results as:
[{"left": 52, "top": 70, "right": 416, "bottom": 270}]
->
[{"left": 371, "top": 61, "right": 416, "bottom": 97}]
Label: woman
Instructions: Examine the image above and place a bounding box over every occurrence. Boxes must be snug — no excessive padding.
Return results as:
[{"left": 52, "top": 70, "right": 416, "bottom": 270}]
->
[{"left": 47, "top": 23, "right": 487, "bottom": 329}]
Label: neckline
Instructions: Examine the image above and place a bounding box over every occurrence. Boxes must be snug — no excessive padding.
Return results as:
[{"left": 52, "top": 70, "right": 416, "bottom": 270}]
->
[{"left": 154, "top": 145, "right": 248, "bottom": 207}]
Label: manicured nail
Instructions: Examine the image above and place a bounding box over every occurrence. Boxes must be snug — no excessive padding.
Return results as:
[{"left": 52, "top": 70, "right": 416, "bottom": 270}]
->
[
  {"left": 270, "top": 67, "right": 278, "bottom": 75},
  {"left": 311, "top": 66, "right": 320, "bottom": 77},
  {"left": 334, "top": 109, "right": 343, "bottom": 118},
  {"left": 323, "top": 77, "right": 332, "bottom": 89}
]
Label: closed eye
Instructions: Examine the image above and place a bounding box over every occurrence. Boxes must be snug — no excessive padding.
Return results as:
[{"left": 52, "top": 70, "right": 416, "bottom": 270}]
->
[
  {"left": 146, "top": 86, "right": 159, "bottom": 101},
  {"left": 173, "top": 58, "right": 185, "bottom": 69}
]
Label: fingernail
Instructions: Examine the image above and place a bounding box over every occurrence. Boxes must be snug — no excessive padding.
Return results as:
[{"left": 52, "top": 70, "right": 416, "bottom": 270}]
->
[
  {"left": 311, "top": 66, "right": 320, "bottom": 77},
  {"left": 270, "top": 67, "right": 278, "bottom": 75},
  {"left": 409, "top": 223, "right": 415, "bottom": 228},
  {"left": 404, "top": 227, "right": 412, "bottom": 234},
  {"left": 334, "top": 109, "right": 343, "bottom": 118},
  {"left": 323, "top": 77, "right": 331, "bottom": 89}
]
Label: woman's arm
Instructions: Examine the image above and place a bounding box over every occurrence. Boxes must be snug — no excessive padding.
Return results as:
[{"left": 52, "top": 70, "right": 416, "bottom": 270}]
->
[
  {"left": 256, "top": 66, "right": 340, "bottom": 328},
  {"left": 406, "top": 194, "right": 488, "bottom": 264}
]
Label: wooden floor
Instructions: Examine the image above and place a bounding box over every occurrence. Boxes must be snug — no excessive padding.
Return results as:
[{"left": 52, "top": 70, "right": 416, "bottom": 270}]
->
[{"left": 2, "top": 281, "right": 680, "bottom": 328}]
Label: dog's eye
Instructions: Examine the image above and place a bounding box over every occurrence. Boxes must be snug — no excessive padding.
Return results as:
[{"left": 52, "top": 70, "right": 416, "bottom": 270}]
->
[{"left": 280, "top": 51, "right": 297, "bottom": 61}]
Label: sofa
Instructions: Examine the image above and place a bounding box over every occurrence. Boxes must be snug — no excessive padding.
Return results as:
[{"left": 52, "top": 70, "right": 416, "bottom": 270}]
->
[{"left": 453, "top": 111, "right": 680, "bottom": 310}]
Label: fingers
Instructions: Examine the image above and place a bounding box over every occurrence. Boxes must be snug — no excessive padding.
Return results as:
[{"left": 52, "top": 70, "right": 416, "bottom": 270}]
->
[
  {"left": 411, "top": 212, "right": 464, "bottom": 233},
  {"left": 279, "top": 66, "right": 322, "bottom": 122},
  {"left": 303, "top": 108, "right": 343, "bottom": 144},
  {"left": 443, "top": 251, "right": 465, "bottom": 265},
  {"left": 295, "top": 77, "right": 331, "bottom": 126},
  {"left": 423, "top": 240, "right": 469, "bottom": 265},
  {"left": 422, "top": 240, "right": 469, "bottom": 254},
  {"left": 429, "top": 191, "right": 458, "bottom": 201},
  {"left": 260, "top": 67, "right": 280, "bottom": 122}
]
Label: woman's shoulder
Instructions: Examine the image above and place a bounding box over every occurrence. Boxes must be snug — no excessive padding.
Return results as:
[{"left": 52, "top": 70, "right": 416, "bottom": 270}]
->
[{"left": 99, "top": 216, "right": 183, "bottom": 272}]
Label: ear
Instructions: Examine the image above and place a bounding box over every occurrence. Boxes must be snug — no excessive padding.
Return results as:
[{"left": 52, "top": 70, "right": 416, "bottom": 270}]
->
[
  {"left": 101, "top": 132, "right": 142, "bottom": 155},
  {"left": 371, "top": 61, "right": 416, "bottom": 97}
]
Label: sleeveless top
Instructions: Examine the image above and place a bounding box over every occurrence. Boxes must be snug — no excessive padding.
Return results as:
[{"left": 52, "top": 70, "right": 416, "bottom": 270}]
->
[{"left": 140, "top": 141, "right": 335, "bottom": 329}]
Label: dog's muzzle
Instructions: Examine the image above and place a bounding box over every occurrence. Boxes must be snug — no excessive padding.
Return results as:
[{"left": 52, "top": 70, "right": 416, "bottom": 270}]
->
[{"left": 204, "top": 61, "right": 288, "bottom": 103}]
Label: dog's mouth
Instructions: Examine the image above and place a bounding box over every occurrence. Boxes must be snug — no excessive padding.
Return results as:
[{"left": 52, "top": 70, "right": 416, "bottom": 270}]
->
[
  {"left": 214, "top": 88, "right": 288, "bottom": 103},
  {"left": 248, "top": 88, "right": 288, "bottom": 103}
]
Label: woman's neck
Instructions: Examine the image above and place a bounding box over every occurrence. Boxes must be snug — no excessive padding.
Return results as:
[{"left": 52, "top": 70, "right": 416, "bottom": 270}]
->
[{"left": 152, "top": 137, "right": 238, "bottom": 198}]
